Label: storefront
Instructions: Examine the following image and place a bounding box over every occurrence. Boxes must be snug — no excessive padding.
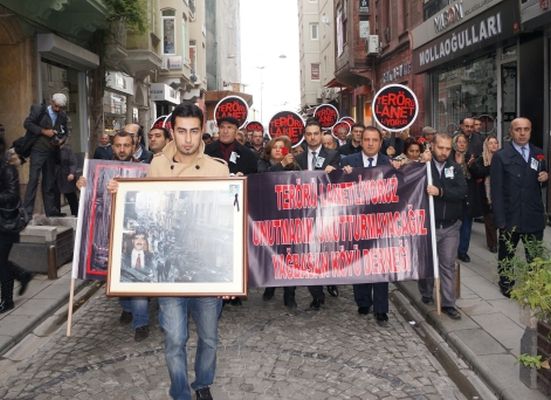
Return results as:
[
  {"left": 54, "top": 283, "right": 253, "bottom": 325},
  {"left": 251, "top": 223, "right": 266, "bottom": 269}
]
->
[
  {"left": 412, "top": 0, "right": 522, "bottom": 143},
  {"left": 520, "top": 0, "right": 551, "bottom": 211},
  {"left": 37, "top": 33, "right": 99, "bottom": 154}
]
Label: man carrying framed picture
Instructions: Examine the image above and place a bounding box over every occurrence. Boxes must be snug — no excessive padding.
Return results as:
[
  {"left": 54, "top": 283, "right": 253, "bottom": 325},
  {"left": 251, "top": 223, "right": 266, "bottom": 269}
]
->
[{"left": 109, "top": 102, "right": 229, "bottom": 400}]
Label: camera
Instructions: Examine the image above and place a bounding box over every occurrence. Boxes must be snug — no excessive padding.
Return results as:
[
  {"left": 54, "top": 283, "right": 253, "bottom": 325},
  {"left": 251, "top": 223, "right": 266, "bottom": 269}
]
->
[{"left": 50, "top": 127, "right": 68, "bottom": 146}]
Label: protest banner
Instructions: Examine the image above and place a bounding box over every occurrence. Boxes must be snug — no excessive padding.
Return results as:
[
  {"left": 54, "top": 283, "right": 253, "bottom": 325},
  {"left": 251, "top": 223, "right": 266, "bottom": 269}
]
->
[{"left": 247, "top": 163, "right": 433, "bottom": 287}]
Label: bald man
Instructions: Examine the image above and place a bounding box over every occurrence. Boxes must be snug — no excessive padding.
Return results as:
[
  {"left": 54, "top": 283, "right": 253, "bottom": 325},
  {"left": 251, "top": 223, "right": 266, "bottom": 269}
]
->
[{"left": 491, "top": 117, "right": 549, "bottom": 297}]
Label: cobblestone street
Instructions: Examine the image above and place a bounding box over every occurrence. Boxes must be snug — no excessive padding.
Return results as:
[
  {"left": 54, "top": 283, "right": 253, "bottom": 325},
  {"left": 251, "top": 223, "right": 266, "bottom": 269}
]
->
[{"left": 0, "top": 286, "right": 465, "bottom": 400}]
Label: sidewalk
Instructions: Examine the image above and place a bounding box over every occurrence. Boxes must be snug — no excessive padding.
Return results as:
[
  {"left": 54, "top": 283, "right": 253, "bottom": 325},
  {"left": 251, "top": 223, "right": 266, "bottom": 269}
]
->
[
  {"left": 0, "top": 263, "right": 94, "bottom": 356},
  {"left": 396, "top": 222, "right": 550, "bottom": 400}
]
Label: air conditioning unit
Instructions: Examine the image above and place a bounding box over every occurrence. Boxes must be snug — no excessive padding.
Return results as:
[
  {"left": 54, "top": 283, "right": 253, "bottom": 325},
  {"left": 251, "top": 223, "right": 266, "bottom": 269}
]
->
[{"left": 366, "top": 35, "right": 380, "bottom": 55}]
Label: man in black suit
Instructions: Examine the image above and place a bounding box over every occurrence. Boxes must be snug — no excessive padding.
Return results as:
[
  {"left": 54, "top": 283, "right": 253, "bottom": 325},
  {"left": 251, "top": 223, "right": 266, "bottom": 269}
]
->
[
  {"left": 341, "top": 126, "right": 391, "bottom": 326},
  {"left": 491, "top": 117, "right": 549, "bottom": 297},
  {"left": 296, "top": 118, "right": 340, "bottom": 309},
  {"left": 205, "top": 116, "right": 257, "bottom": 175},
  {"left": 23, "top": 93, "right": 69, "bottom": 217},
  {"left": 205, "top": 115, "right": 256, "bottom": 306},
  {"left": 338, "top": 123, "right": 364, "bottom": 157}
]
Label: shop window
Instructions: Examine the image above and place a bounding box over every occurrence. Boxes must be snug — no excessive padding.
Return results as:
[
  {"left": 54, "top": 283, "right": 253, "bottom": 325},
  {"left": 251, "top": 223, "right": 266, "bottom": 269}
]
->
[
  {"left": 162, "top": 9, "right": 176, "bottom": 55},
  {"left": 435, "top": 55, "right": 497, "bottom": 135}
]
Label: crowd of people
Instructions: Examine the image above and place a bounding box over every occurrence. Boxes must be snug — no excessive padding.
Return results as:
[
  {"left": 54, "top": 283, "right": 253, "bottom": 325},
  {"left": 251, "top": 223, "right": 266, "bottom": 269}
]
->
[{"left": 0, "top": 93, "right": 548, "bottom": 399}]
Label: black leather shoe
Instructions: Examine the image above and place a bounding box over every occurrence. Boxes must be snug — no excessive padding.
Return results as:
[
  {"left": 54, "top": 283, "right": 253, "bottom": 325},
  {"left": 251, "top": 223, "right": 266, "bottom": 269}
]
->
[
  {"left": 457, "top": 253, "right": 471, "bottom": 262},
  {"left": 310, "top": 298, "right": 323, "bottom": 310},
  {"left": 284, "top": 297, "right": 297, "bottom": 310},
  {"left": 134, "top": 325, "right": 149, "bottom": 342},
  {"left": 500, "top": 286, "right": 512, "bottom": 298},
  {"left": 230, "top": 298, "right": 242, "bottom": 306},
  {"left": 18, "top": 272, "right": 33, "bottom": 296},
  {"left": 195, "top": 387, "right": 213, "bottom": 400},
  {"left": 442, "top": 307, "right": 462, "bottom": 320},
  {"left": 327, "top": 285, "right": 339, "bottom": 297},
  {"left": 489, "top": 246, "right": 497, "bottom": 253},
  {"left": 375, "top": 312, "right": 389, "bottom": 326},
  {"left": 0, "top": 300, "right": 14, "bottom": 313},
  {"left": 119, "top": 310, "right": 132, "bottom": 324},
  {"left": 421, "top": 296, "right": 434, "bottom": 305},
  {"left": 357, "top": 306, "right": 370, "bottom": 315},
  {"left": 262, "top": 288, "right": 275, "bottom": 301}
]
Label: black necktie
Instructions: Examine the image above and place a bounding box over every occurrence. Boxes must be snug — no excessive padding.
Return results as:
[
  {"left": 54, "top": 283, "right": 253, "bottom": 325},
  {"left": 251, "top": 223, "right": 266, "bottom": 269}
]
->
[{"left": 368, "top": 157, "right": 374, "bottom": 168}]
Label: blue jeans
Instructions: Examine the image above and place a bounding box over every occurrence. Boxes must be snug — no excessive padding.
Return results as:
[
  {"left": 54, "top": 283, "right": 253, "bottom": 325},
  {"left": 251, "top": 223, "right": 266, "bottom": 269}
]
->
[
  {"left": 457, "top": 213, "right": 472, "bottom": 256},
  {"left": 119, "top": 297, "right": 149, "bottom": 329},
  {"left": 159, "top": 297, "right": 223, "bottom": 400}
]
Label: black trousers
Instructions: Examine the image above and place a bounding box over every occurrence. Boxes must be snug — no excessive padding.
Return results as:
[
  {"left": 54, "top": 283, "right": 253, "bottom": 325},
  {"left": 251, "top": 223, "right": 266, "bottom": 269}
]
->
[
  {"left": 353, "top": 283, "right": 389, "bottom": 313},
  {"left": 497, "top": 229, "right": 543, "bottom": 292},
  {"left": 0, "top": 240, "right": 28, "bottom": 303},
  {"left": 24, "top": 149, "right": 59, "bottom": 216}
]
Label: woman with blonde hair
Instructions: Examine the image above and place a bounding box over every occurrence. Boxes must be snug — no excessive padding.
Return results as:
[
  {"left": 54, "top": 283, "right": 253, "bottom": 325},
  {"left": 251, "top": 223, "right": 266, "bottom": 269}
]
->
[{"left": 469, "top": 135, "right": 500, "bottom": 252}]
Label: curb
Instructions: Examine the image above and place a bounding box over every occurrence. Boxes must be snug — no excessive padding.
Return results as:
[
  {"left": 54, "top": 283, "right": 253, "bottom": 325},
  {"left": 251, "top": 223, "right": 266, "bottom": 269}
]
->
[
  {"left": 0, "top": 279, "right": 101, "bottom": 357},
  {"left": 391, "top": 287, "right": 498, "bottom": 400}
]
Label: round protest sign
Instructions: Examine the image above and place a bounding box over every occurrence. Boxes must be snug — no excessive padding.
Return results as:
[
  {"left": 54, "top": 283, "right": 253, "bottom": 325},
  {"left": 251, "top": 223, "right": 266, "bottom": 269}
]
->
[
  {"left": 268, "top": 111, "right": 305, "bottom": 147},
  {"left": 151, "top": 115, "right": 168, "bottom": 130},
  {"left": 372, "top": 84, "right": 418, "bottom": 132},
  {"left": 339, "top": 116, "right": 355, "bottom": 127},
  {"left": 331, "top": 120, "right": 351, "bottom": 139},
  {"left": 314, "top": 103, "right": 339, "bottom": 129},
  {"left": 245, "top": 121, "right": 264, "bottom": 133},
  {"left": 214, "top": 96, "right": 249, "bottom": 129}
]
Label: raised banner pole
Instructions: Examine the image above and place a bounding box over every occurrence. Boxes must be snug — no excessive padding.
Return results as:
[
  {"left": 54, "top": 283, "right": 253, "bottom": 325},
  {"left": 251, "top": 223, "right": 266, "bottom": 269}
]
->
[
  {"left": 67, "top": 157, "right": 89, "bottom": 337},
  {"left": 426, "top": 162, "right": 441, "bottom": 315}
]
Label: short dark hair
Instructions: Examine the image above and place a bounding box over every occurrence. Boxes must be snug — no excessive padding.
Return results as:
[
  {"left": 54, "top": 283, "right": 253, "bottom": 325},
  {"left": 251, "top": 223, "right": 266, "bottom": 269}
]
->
[
  {"left": 352, "top": 123, "right": 365, "bottom": 130},
  {"left": 150, "top": 127, "right": 171, "bottom": 140},
  {"left": 114, "top": 130, "right": 136, "bottom": 145},
  {"left": 363, "top": 125, "right": 382, "bottom": 140},
  {"left": 404, "top": 137, "right": 424, "bottom": 154},
  {"left": 170, "top": 102, "right": 204, "bottom": 128},
  {"left": 304, "top": 117, "right": 321, "bottom": 130}
]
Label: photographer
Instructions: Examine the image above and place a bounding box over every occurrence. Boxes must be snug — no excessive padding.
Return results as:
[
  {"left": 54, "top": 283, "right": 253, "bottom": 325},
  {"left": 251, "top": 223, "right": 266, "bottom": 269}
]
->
[{"left": 22, "top": 93, "right": 70, "bottom": 217}]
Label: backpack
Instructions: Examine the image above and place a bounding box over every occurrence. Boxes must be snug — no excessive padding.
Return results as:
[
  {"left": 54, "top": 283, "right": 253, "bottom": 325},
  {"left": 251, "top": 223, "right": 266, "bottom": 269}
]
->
[{"left": 12, "top": 105, "right": 48, "bottom": 159}]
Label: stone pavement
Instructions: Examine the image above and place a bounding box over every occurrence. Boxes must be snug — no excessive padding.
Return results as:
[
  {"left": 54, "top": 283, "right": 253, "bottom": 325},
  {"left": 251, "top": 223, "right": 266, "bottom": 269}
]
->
[
  {"left": 0, "top": 286, "right": 466, "bottom": 400},
  {"left": 396, "top": 222, "right": 550, "bottom": 400}
]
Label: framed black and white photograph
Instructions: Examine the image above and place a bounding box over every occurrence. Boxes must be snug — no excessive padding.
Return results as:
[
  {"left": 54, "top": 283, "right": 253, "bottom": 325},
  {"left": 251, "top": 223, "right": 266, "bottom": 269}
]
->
[{"left": 106, "top": 177, "right": 247, "bottom": 297}]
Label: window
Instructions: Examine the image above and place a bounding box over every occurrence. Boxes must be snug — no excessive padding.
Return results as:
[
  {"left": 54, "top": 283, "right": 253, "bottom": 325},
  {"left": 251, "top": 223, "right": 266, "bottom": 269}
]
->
[
  {"left": 162, "top": 9, "right": 176, "bottom": 55},
  {"left": 310, "top": 23, "right": 319, "bottom": 40},
  {"left": 311, "top": 63, "right": 320, "bottom": 81}
]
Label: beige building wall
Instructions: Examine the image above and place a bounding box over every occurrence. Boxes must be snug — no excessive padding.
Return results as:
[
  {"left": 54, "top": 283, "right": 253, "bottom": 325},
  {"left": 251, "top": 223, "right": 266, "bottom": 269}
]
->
[
  {"left": 189, "top": 0, "right": 207, "bottom": 91},
  {"left": 298, "top": 0, "right": 322, "bottom": 107},
  {"left": 318, "top": 0, "right": 336, "bottom": 98}
]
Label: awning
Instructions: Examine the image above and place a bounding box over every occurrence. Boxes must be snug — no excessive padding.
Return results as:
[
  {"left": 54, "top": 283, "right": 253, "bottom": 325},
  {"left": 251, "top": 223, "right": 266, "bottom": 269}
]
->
[{"left": 325, "top": 78, "right": 349, "bottom": 88}]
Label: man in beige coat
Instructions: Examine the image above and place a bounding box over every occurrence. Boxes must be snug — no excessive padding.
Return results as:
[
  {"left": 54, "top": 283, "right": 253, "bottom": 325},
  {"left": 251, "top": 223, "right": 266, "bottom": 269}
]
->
[{"left": 109, "top": 103, "right": 229, "bottom": 400}]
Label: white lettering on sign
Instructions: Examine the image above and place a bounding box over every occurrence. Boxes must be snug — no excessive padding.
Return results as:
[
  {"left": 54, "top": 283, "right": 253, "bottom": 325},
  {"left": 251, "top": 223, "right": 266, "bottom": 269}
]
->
[
  {"left": 420, "top": 12, "right": 501, "bottom": 67},
  {"left": 382, "top": 63, "right": 412, "bottom": 84}
]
